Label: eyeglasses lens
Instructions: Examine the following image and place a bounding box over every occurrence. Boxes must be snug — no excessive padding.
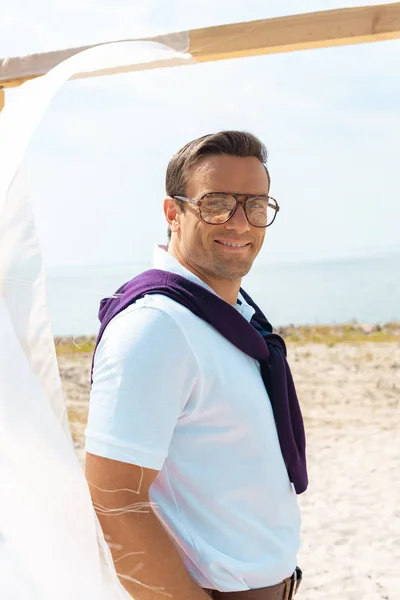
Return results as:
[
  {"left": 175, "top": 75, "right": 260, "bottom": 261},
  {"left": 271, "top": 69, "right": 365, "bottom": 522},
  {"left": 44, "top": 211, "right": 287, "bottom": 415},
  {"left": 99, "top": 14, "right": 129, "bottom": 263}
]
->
[{"left": 200, "top": 194, "right": 276, "bottom": 227}]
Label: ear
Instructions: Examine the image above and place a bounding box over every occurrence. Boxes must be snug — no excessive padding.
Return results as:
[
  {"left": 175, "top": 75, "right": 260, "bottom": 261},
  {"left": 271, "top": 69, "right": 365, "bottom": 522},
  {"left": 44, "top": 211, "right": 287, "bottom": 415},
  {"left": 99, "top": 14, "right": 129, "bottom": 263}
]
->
[{"left": 164, "top": 196, "right": 181, "bottom": 235}]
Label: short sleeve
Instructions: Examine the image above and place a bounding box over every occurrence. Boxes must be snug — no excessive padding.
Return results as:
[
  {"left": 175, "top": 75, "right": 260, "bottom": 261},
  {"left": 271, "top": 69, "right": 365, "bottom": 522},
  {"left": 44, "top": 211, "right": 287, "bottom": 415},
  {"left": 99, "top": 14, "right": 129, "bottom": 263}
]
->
[{"left": 85, "top": 303, "right": 199, "bottom": 470}]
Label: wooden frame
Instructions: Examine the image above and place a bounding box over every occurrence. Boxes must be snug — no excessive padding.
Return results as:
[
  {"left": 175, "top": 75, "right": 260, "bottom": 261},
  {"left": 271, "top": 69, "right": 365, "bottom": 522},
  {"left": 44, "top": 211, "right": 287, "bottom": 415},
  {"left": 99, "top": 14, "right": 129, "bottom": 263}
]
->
[{"left": 0, "top": 3, "right": 399, "bottom": 104}]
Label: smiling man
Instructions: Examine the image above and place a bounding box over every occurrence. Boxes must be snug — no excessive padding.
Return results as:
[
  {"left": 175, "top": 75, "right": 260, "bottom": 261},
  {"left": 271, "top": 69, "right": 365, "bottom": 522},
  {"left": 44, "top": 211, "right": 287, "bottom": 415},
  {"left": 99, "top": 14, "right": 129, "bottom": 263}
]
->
[
  {"left": 85, "top": 131, "right": 307, "bottom": 600},
  {"left": 166, "top": 148, "right": 275, "bottom": 305}
]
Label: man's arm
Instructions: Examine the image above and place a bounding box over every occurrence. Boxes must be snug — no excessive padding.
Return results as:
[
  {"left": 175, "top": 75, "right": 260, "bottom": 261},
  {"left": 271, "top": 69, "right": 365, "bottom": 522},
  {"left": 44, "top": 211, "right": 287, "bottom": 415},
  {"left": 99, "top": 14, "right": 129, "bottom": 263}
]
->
[{"left": 86, "top": 453, "right": 210, "bottom": 600}]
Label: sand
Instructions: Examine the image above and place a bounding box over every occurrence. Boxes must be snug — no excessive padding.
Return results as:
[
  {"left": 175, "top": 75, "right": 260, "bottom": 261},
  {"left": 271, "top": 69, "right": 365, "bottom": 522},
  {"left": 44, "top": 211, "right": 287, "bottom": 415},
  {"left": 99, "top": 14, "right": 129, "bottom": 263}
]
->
[{"left": 58, "top": 340, "right": 400, "bottom": 600}]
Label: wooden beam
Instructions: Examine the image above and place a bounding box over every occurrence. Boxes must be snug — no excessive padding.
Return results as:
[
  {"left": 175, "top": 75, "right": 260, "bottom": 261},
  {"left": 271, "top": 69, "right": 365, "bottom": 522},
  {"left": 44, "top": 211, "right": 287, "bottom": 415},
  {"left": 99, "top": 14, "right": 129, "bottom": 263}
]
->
[
  {"left": 0, "top": 32, "right": 183, "bottom": 89},
  {"left": 0, "top": 3, "right": 399, "bottom": 88},
  {"left": 190, "top": 2, "right": 400, "bottom": 62}
]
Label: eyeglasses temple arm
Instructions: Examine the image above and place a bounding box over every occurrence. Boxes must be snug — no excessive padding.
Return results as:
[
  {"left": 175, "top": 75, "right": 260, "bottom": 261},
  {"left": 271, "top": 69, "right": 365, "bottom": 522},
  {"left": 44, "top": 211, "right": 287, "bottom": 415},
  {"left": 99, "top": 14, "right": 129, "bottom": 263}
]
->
[{"left": 173, "top": 195, "right": 200, "bottom": 207}]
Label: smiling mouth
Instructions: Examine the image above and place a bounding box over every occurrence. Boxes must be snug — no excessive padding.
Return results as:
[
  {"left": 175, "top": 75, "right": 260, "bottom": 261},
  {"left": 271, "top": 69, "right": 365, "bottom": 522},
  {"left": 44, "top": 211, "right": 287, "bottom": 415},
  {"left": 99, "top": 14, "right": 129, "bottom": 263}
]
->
[{"left": 215, "top": 240, "right": 250, "bottom": 248}]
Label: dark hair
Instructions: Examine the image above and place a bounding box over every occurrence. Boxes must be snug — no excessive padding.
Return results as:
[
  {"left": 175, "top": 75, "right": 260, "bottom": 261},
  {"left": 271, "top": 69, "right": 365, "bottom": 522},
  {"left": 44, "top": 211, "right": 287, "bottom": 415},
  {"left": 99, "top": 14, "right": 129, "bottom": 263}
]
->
[{"left": 165, "top": 130, "right": 270, "bottom": 240}]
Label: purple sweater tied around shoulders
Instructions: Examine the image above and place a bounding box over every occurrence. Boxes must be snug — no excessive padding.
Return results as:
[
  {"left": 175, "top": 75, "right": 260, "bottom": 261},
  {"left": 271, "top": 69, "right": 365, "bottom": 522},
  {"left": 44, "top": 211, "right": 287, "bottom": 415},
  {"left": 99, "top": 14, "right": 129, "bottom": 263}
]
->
[{"left": 93, "top": 269, "right": 308, "bottom": 494}]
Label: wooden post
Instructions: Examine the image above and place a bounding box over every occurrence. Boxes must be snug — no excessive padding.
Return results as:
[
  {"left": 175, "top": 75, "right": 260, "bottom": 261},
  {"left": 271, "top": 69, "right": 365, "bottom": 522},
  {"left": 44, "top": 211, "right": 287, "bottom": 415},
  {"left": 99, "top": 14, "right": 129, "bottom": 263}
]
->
[{"left": 0, "top": 88, "right": 4, "bottom": 112}]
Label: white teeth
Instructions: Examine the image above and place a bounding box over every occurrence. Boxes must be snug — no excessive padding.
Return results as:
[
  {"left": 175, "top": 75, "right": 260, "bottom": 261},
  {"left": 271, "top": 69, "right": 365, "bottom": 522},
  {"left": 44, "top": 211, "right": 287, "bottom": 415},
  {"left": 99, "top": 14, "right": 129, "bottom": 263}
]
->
[{"left": 221, "top": 242, "right": 247, "bottom": 247}]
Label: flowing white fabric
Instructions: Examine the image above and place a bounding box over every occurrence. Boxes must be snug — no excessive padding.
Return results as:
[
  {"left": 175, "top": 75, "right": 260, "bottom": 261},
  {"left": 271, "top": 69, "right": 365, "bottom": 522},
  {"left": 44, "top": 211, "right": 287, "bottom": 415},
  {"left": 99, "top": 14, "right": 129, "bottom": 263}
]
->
[{"left": 0, "top": 40, "right": 195, "bottom": 600}]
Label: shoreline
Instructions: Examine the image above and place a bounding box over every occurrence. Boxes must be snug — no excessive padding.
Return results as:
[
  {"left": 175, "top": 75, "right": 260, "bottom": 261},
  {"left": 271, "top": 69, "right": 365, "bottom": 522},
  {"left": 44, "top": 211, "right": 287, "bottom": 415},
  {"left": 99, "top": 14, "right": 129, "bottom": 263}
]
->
[{"left": 55, "top": 321, "right": 400, "bottom": 354}]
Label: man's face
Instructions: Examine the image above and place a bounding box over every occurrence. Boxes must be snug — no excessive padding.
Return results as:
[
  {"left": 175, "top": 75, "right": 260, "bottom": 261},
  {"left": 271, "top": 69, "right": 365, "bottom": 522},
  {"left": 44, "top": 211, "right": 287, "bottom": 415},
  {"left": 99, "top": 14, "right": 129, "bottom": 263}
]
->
[{"left": 171, "top": 154, "right": 269, "bottom": 282}]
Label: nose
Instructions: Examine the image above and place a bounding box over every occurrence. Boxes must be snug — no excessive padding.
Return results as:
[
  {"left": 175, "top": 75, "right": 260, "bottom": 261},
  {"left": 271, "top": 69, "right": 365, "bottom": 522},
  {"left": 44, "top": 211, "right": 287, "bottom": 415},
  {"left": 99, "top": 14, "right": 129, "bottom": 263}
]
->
[{"left": 224, "top": 202, "right": 251, "bottom": 234}]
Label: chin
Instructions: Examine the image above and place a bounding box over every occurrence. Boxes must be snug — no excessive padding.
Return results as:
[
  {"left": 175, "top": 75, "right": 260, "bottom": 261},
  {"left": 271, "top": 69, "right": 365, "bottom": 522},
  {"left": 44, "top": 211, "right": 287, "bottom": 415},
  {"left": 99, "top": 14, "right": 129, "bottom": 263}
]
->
[{"left": 214, "top": 261, "right": 254, "bottom": 281}]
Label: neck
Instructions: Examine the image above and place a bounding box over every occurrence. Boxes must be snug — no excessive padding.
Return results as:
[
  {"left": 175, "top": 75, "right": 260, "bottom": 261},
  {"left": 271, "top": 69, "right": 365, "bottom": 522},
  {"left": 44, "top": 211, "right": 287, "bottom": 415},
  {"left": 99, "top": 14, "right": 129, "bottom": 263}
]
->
[{"left": 166, "top": 245, "right": 241, "bottom": 306}]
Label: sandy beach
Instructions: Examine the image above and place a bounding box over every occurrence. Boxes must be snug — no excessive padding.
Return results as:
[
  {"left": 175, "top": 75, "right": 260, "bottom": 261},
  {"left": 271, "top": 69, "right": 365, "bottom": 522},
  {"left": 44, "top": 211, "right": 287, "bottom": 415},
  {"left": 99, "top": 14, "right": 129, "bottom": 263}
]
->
[{"left": 58, "top": 330, "right": 400, "bottom": 600}]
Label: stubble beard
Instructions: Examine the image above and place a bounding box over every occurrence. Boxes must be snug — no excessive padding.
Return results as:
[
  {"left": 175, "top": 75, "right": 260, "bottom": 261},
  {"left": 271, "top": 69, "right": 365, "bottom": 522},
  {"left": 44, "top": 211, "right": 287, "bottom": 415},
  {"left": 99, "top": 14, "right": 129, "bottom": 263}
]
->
[{"left": 206, "top": 254, "right": 255, "bottom": 281}]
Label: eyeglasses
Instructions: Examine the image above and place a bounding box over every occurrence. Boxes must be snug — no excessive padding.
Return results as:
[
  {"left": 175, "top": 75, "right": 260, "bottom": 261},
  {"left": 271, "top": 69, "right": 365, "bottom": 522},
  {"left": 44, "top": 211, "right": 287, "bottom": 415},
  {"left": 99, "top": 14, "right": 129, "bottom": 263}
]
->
[{"left": 173, "top": 193, "right": 280, "bottom": 228}]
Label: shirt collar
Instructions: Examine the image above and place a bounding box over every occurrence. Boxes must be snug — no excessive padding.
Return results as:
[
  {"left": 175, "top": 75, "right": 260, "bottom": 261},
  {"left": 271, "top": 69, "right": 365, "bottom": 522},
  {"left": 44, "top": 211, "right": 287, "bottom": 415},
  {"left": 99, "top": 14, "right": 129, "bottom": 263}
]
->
[{"left": 152, "top": 245, "right": 255, "bottom": 323}]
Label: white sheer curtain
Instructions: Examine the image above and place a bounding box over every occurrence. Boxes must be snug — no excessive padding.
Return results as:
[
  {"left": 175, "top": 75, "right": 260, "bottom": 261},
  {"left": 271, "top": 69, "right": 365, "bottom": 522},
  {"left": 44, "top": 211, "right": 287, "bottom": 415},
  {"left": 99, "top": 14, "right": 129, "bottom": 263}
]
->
[{"left": 0, "top": 40, "right": 195, "bottom": 600}]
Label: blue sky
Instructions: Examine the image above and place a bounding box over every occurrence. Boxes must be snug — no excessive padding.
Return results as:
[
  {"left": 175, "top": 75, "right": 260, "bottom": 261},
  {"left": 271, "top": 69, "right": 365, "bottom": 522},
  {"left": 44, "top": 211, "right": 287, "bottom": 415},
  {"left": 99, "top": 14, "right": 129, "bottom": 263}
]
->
[{"left": 2, "top": 0, "right": 399, "bottom": 267}]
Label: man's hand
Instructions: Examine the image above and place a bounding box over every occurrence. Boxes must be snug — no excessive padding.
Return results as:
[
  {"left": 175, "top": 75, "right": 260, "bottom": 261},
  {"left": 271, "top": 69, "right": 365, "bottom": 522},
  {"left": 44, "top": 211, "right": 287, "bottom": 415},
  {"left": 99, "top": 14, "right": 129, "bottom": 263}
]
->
[{"left": 86, "top": 453, "right": 211, "bottom": 600}]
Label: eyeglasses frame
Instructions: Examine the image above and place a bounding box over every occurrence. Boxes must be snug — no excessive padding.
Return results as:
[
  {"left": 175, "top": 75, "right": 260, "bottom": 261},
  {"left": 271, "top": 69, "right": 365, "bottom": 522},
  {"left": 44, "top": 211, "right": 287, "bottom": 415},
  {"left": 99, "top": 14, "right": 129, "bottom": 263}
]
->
[{"left": 172, "top": 192, "right": 280, "bottom": 228}]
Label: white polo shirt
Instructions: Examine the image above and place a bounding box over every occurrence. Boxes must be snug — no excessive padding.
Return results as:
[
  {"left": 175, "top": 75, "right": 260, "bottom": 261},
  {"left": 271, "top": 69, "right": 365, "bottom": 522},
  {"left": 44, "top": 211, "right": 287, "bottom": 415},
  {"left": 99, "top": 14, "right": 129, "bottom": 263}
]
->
[{"left": 86, "top": 246, "right": 301, "bottom": 592}]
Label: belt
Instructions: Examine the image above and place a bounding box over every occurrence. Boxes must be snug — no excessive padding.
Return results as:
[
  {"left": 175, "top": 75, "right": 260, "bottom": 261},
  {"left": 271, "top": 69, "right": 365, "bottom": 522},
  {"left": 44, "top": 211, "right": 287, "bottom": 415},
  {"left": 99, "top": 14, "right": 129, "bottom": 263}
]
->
[{"left": 204, "top": 567, "right": 302, "bottom": 600}]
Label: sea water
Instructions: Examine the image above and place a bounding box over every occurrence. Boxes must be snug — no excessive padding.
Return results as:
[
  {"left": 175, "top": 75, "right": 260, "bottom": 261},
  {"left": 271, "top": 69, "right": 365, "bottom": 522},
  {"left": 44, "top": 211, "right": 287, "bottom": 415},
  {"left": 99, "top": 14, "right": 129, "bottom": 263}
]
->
[{"left": 46, "top": 251, "right": 400, "bottom": 337}]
